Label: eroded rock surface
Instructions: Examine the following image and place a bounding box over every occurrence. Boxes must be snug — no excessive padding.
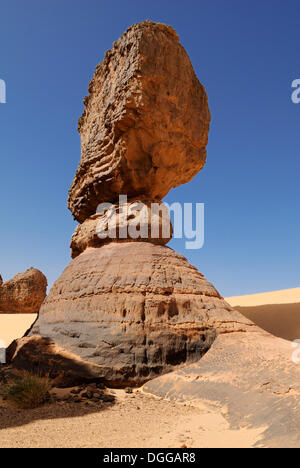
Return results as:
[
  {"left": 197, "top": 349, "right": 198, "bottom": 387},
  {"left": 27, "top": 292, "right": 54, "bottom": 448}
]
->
[
  {"left": 70, "top": 199, "right": 172, "bottom": 258},
  {"left": 0, "top": 268, "right": 47, "bottom": 314},
  {"left": 68, "top": 21, "right": 210, "bottom": 222},
  {"left": 7, "top": 21, "right": 213, "bottom": 386},
  {"left": 7, "top": 243, "right": 251, "bottom": 387},
  {"left": 5, "top": 22, "right": 299, "bottom": 446}
]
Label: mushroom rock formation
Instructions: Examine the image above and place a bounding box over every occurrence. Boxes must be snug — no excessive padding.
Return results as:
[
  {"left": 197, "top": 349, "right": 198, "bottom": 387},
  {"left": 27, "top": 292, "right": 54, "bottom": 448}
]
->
[
  {"left": 7, "top": 23, "right": 300, "bottom": 444},
  {"left": 8, "top": 21, "right": 218, "bottom": 386},
  {"left": 0, "top": 268, "right": 47, "bottom": 314},
  {"left": 7, "top": 22, "right": 264, "bottom": 390},
  {"left": 68, "top": 21, "right": 210, "bottom": 223}
]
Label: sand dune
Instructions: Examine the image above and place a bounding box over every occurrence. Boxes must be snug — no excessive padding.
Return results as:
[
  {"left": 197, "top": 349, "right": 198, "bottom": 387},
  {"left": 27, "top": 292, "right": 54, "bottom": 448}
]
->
[
  {"left": 226, "top": 288, "right": 300, "bottom": 307},
  {"left": 226, "top": 288, "right": 300, "bottom": 342},
  {"left": 0, "top": 314, "right": 37, "bottom": 348}
]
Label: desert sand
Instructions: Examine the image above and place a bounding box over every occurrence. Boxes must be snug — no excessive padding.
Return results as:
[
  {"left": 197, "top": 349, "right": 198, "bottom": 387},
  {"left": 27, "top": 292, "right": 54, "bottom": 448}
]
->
[
  {"left": 0, "top": 388, "right": 264, "bottom": 448},
  {"left": 226, "top": 288, "right": 300, "bottom": 341},
  {"left": 0, "top": 314, "right": 36, "bottom": 348},
  {"left": 226, "top": 287, "right": 300, "bottom": 307},
  {"left": 1, "top": 288, "right": 299, "bottom": 448},
  {"left": 143, "top": 330, "right": 300, "bottom": 448}
]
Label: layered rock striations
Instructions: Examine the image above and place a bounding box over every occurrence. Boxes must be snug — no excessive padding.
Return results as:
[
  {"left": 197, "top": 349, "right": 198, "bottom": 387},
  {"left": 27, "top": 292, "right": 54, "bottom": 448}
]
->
[
  {"left": 18, "top": 243, "right": 252, "bottom": 386},
  {"left": 6, "top": 23, "right": 300, "bottom": 442},
  {"left": 8, "top": 21, "right": 250, "bottom": 387},
  {"left": 68, "top": 21, "right": 210, "bottom": 223}
]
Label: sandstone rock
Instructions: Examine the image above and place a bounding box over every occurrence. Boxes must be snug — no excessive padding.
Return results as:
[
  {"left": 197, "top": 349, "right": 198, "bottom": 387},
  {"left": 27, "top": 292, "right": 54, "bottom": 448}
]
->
[
  {"left": 0, "top": 268, "right": 47, "bottom": 314},
  {"left": 68, "top": 21, "right": 210, "bottom": 222},
  {"left": 70, "top": 198, "right": 173, "bottom": 258},
  {"left": 6, "top": 336, "right": 104, "bottom": 387},
  {"left": 7, "top": 243, "right": 252, "bottom": 387},
  {"left": 6, "top": 22, "right": 298, "bottom": 446}
]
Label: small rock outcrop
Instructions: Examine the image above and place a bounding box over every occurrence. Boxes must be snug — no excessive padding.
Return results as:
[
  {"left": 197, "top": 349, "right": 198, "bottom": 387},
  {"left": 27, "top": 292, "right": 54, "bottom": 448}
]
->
[
  {"left": 68, "top": 21, "right": 210, "bottom": 223},
  {"left": 0, "top": 268, "right": 47, "bottom": 314}
]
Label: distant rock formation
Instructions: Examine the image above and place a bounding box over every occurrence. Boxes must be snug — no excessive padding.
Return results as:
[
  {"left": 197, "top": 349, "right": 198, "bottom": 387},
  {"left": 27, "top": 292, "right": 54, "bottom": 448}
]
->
[{"left": 0, "top": 268, "right": 47, "bottom": 314}]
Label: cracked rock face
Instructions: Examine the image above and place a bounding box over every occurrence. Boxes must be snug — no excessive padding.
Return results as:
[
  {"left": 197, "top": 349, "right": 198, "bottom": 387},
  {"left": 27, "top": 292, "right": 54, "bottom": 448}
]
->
[
  {"left": 8, "top": 243, "right": 251, "bottom": 387},
  {"left": 68, "top": 21, "right": 210, "bottom": 223},
  {"left": 0, "top": 268, "right": 47, "bottom": 314}
]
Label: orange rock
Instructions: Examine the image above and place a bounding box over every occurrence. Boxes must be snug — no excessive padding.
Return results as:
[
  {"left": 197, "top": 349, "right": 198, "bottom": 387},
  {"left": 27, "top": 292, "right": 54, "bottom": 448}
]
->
[
  {"left": 68, "top": 21, "right": 210, "bottom": 223},
  {"left": 0, "top": 268, "right": 47, "bottom": 314}
]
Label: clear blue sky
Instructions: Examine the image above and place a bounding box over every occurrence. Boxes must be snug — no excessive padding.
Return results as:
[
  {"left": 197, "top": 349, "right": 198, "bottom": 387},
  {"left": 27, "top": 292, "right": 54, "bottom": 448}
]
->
[{"left": 0, "top": 0, "right": 299, "bottom": 296}]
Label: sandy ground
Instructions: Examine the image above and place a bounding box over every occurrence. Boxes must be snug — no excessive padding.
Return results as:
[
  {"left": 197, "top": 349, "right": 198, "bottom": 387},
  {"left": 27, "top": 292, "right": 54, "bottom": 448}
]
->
[
  {"left": 0, "top": 288, "right": 298, "bottom": 448},
  {"left": 0, "top": 389, "right": 264, "bottom": 448},
  {"left": 0, "top": 314, "right": 37, "bottom": 348},
  {"left": 226, "top": 288, "right": 300, "bottom": 341}
]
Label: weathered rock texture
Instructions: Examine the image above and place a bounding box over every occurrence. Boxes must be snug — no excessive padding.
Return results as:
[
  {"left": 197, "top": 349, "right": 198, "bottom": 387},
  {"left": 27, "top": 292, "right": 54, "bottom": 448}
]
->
[
  {"left": 7, "top": 243, "right": 253, "bottom": 387},
  {"left": 8, "top": 22, "right": 225, "bottom": 388},
  {"left": 0, "top": 268, "right": 47, "bottom": 314},
  {"left": 68, "top": 21, "right": 210, "bottom": 223},
  {"left": 6, "top": 23, "right": 300, "bottom": 443},
  {"left": 70, "top": 199, "right": 172, "bottom": 258}
]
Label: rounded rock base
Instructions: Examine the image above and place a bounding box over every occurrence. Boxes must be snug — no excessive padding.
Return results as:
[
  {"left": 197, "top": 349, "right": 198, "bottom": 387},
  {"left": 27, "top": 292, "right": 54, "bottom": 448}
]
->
[{"left": 8, "top": 243, "right": 252, "bottom": 387}]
